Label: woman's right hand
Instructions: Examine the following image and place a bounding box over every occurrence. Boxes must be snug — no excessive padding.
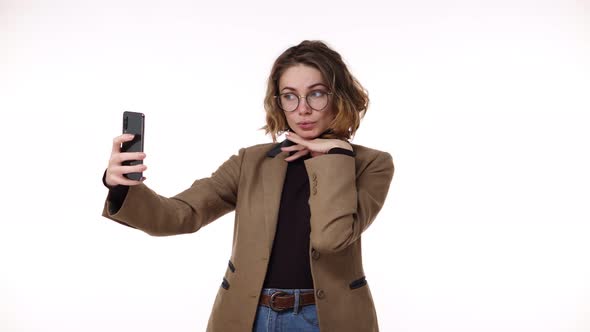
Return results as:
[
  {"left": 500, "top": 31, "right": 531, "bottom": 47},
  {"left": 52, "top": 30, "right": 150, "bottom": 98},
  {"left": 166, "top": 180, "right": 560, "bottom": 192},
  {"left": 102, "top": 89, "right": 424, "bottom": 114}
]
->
[{"left": 105, "top": 133, "right": 147, "bottom": 187}]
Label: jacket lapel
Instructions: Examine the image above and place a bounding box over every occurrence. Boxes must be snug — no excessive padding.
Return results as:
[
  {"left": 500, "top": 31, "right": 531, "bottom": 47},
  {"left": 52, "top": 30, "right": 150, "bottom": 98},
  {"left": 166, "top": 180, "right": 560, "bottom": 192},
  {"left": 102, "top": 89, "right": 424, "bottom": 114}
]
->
[{"left": 262, "top": 147, "right": 288, "bottom": 253}]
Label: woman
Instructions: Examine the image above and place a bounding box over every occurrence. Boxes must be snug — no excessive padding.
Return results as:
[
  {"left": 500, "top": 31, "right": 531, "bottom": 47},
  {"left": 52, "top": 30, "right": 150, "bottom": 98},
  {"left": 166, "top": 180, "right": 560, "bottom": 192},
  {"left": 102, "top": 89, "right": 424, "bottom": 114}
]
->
[{"left": 102, "top": 40, "right": 394, "bottom": 332}]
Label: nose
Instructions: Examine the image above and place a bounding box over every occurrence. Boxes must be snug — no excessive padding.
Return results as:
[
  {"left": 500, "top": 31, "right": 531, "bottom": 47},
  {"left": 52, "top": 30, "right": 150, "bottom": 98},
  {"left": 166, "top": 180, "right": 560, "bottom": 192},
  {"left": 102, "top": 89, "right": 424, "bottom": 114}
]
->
[{"left": 296, "top": 96, "right": 312, "bottom": 114}]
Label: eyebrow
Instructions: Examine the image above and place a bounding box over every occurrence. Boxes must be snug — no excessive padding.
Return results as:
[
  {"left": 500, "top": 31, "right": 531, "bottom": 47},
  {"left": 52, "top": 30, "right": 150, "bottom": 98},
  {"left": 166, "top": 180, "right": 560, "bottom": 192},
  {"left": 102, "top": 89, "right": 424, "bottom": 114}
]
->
[{"left": 280, "top": 83, "right": 328, "bottom": 92}]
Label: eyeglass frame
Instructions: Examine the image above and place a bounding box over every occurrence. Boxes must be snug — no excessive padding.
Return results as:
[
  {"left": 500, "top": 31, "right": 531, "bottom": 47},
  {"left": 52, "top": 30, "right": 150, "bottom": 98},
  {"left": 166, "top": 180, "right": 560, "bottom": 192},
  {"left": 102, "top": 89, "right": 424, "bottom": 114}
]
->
[{"left": 274, "top": 91, "right": 334, "bottom": 112}]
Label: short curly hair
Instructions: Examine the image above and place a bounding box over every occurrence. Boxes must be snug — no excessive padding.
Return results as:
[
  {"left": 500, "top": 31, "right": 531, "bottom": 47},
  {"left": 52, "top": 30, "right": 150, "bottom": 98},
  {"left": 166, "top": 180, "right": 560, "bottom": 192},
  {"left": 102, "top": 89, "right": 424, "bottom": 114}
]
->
[{"left": 263, "top": 40, "right": 369, "bottom": 142}]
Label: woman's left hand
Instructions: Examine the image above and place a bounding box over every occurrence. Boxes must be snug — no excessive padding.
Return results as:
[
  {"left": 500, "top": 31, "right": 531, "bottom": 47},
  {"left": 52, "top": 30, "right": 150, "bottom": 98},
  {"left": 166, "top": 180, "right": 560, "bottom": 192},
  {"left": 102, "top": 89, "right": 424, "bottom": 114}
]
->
[{"left": 281, "top": 132, "right": 353, "bottom": 162}]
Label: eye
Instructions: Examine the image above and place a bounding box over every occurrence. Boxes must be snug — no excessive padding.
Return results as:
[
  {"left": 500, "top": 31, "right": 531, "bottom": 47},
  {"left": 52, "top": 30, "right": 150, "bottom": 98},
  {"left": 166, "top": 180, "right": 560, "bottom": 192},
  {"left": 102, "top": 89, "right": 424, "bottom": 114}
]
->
[
  {"left": 281, "top": 93, "right": 297, "bottom": 100},
  {"left": 309, "top": 90, "right": 327, "bottom": 98}
]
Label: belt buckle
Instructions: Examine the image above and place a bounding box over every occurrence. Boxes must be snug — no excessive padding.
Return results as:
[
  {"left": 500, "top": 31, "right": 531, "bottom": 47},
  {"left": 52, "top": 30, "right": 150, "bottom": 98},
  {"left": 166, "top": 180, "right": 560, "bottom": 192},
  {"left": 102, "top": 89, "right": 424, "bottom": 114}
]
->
[{"left": 269, "top": 291, "right": 288, "bottom": 312}]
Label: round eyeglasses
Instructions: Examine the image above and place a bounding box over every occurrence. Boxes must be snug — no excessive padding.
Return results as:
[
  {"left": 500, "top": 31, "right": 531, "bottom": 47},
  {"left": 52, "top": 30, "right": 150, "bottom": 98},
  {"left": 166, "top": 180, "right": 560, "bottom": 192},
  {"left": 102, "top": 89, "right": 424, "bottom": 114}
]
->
[{"left": 275, "top": 90, "right": 333, "bottom": 112}]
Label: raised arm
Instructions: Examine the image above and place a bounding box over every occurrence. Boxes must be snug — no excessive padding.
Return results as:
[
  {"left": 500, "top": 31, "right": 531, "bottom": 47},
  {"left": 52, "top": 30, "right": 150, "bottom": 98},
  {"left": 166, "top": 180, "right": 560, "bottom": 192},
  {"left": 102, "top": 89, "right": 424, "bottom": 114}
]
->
[
  {"left": 102, "top": 147, "right": 245, "bottom": 236},
  {"left": 304, "top": 150, "right": 394, "bottom": 253}
]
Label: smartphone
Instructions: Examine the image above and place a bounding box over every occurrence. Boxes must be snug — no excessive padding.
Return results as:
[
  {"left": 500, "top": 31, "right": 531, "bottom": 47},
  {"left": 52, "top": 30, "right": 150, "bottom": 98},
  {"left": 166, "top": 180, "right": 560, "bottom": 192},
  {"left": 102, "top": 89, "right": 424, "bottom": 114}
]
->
[{"left": 121, "top": 111, "right": 145, "bottom": 181}]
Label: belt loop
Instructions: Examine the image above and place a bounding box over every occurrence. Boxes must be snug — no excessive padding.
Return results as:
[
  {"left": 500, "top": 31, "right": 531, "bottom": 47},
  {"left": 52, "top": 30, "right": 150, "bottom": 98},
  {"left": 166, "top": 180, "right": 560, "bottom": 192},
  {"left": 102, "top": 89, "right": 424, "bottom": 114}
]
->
[{"left": 293, "top": 289, "right": 301, "bottom": 314}]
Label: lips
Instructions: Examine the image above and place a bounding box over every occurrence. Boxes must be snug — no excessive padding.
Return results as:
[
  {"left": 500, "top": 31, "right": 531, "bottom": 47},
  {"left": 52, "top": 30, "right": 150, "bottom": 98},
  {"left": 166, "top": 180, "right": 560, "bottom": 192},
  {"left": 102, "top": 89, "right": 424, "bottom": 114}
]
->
[{"left": 297, "top": 121, "right": 316, "bottom": 130}]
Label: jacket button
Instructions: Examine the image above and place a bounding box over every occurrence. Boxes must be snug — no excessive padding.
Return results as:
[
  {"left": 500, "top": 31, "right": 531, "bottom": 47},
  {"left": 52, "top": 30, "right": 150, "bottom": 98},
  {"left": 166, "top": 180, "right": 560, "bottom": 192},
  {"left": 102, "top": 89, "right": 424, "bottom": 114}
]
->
[
  {"left": 311, "top": 248, "right": 320, "bottom": 260},
  {"left": 316, "top": 288, "right": 325, "bottom": 299}
]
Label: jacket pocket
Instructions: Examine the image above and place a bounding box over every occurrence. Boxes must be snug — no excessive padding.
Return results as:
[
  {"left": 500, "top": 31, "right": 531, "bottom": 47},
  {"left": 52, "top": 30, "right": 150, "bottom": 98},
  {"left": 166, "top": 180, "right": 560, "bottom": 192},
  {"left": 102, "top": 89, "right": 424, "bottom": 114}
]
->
[
  {"left": 221, "top": 277, "right": 230, "bottom": 290},
  {"left": 349, "top": 276, "right": 367, "bottom": 290}
]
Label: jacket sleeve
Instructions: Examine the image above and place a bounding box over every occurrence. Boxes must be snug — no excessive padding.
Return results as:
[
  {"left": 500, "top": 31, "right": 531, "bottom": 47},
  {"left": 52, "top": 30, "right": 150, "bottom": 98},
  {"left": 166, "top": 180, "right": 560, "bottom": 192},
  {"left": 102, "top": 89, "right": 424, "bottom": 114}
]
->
[
  {"left": 101, "top": 148, "right": 245, "bottom": 236},
  {"left": 304, "top": 150, "right": 394, "bottom": 253}
]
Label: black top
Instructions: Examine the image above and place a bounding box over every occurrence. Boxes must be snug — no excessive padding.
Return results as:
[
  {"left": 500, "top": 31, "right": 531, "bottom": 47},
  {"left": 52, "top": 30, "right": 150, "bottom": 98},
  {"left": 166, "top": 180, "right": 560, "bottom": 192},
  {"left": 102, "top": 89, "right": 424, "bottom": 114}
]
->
[
  {"left": 103, "top": 145, "right": 355, "bottom": 289},
  {"left": 262, "top": 153, "right": 313, "bottom": 288}
]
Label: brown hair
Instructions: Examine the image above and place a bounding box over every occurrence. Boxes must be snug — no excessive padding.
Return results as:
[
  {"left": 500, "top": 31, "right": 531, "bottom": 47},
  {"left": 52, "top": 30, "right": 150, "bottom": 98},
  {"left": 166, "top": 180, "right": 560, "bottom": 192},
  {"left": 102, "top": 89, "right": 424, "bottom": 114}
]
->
[{"left": 263, "top": 40, "right": 369, "bottom": 142}]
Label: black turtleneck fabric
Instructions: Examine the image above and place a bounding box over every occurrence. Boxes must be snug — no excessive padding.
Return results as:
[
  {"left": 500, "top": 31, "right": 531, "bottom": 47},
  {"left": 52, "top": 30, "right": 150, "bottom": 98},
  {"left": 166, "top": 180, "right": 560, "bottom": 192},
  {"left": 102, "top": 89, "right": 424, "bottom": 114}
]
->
[{"left": 262, "top": 153, "right": 314, "bottom": 288}]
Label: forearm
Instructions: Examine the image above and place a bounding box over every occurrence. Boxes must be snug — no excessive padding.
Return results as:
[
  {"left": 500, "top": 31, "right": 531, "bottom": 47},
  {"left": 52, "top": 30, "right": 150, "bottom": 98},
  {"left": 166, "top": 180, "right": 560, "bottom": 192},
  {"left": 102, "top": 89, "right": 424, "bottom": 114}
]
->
[
  {"left": 305, "top": 154, "right": 357, "bottom": 252},
  {"left": 102, "top": 184, "right": 197, "bottom": 236},
  {"left": 304, "top": 151, "right": 393, "bottom": 253},
  {"left": 100, "top": 149, "right": 243, "bottom": 236},
  {"left": 102, "top": 169, "right": 129, "bottom": 215}
]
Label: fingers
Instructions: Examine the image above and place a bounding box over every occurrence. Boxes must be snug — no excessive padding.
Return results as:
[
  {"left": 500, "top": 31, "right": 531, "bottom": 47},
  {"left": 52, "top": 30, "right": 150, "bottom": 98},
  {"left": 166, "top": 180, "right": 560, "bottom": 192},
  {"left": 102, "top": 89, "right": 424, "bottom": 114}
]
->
[
  {"left": 106, "top": 174, "right": 146, "bottom": 187},
  {"left": 105, "top": 164, "right": 148, "bottom": 187},
  {"left": 284, "top": 148, "right": 310, "bottom": 162},
  {"left": 112, "top": 164, "right": 148, "bottom": 174},
  {"left": 281, "top": 144, "right": 306, "bottom": 152},
  {"left": 107, "top": 133, "right": 147, "bottom": 187},
  {"left": 109, "top": 152, "right": 146, "bottom": 165},
  {"left": 285, "top": 132, "right": 327, "bottom": 153},
  {"left": 285, "top": 132, "right": 350, "bottom": 154},
  {"left": 285, "top": 132, "right": 306, "bottom": 146},
  {"left": 281, "top": 143, "right": 309, "bottom": 161},
  {"left": 112, "top": 133, "right": 135, "bottom": 154}
]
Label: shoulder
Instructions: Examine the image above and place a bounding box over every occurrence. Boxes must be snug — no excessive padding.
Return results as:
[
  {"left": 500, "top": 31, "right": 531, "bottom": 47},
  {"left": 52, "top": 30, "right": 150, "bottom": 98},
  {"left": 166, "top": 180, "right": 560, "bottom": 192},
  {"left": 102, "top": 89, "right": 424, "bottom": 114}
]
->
[
  {"left": 242, "top": 142, "right": 276, "bottom": 152},
  {"left": 351, "top": 143, "right": 392, "bottom": 162},
  {"left": 350, "top": 143, "right": 394, "bottom": 172},
  {"left": 229, "top": 142, "right": 277, "bottom": 165},
  {"left": 238, "top": 142, "right": 276, "bottom": 158}
]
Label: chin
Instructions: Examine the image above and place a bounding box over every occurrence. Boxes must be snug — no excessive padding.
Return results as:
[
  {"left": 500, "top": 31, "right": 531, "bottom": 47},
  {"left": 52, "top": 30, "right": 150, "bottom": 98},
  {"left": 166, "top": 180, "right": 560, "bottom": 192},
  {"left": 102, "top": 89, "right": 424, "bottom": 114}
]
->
[{"left": 293, "top": 130, "right": 321, "bottom": 140}]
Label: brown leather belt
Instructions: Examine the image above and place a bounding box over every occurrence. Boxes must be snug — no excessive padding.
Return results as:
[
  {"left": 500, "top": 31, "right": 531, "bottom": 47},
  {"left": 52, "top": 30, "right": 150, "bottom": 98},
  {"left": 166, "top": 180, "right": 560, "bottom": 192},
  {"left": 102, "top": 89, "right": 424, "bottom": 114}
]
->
[{"left": 259, "top": 291, "right": 315, "bottom": 312}]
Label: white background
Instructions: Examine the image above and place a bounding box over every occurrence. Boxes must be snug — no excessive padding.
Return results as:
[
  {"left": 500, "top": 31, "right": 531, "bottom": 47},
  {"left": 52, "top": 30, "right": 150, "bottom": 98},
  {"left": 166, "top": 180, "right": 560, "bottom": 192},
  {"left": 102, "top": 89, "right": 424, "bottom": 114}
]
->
[{"left": 1, "top": 0, "right": 589, "bottom": 331}]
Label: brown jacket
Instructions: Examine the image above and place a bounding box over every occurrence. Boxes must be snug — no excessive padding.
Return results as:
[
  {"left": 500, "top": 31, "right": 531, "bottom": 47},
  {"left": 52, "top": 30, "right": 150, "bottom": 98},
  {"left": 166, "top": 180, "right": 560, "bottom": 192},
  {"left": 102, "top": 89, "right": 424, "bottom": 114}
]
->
[{"left": 102, "top": 142, "right": 394, "bottom": 331}]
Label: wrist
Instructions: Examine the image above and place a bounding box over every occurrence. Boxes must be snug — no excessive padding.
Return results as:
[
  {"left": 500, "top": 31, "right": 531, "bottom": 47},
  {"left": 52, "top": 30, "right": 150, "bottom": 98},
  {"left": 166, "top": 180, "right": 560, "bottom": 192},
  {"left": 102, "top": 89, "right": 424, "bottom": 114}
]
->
[{"left": 332, "top": 141, "right": 352, "bottom": 151}]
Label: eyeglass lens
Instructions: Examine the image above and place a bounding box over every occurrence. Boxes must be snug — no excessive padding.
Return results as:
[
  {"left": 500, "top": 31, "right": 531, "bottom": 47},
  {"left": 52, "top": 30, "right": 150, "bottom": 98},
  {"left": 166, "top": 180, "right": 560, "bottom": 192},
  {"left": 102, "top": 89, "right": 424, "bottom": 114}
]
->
[{"left": 279, "top": 91, "right": 329, "bottom": 112}]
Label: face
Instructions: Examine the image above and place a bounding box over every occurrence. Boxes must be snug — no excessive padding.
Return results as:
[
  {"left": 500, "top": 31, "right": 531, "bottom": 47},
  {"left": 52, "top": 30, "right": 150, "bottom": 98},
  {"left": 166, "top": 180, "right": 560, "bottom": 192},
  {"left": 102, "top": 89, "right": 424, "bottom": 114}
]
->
[{"left": 278, "top": 64, "right": 335, "bottom": 140}]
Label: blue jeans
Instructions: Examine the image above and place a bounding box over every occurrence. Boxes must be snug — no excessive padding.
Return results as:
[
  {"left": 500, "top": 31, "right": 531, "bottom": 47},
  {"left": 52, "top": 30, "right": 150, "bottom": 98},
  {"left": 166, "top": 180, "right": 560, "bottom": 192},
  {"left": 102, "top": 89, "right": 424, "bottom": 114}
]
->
[{"left": 252, "top": 288, "right": 320, "bottom": 332}]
